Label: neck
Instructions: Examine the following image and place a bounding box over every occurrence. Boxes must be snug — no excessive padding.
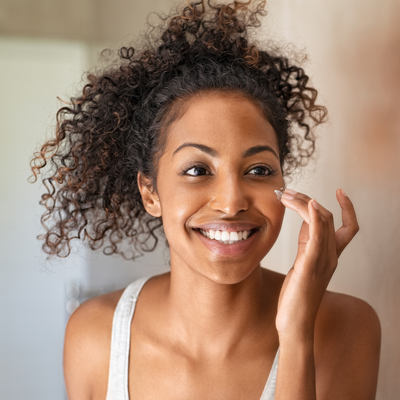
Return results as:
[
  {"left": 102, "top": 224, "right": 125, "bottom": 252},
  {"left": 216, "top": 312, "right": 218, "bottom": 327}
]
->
[{"left": 163, "top": 255, "right": 276, "bottom": 359}]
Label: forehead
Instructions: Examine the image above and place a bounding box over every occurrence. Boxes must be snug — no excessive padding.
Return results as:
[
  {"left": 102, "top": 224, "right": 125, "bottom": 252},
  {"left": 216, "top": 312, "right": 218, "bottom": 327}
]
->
[{"left": 164, "top": 92, "right": 279, "bottom": 156}]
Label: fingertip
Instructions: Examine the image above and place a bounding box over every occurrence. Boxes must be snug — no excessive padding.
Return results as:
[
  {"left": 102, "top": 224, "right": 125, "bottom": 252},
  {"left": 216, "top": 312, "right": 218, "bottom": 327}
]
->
[
  {"left": 311, "top": 198, "right": 319, "bottom": 210},
  {"left": 336, "top": 188, "right": 348, "bottom": 204},
  {"left": 337, "top": 188, "right": 351, "bottom": 201},
  {"left": 309, "top": 199, "right": 321, "bottom": 221},
  {"left": 279, "top": 196, "right": 290, "bottom": 208}
]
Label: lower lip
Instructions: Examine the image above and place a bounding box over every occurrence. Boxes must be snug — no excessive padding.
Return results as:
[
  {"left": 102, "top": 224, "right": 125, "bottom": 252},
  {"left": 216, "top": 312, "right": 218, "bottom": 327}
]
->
[{"left": 193, "top": 229, "right": 259, "bottom": 257}]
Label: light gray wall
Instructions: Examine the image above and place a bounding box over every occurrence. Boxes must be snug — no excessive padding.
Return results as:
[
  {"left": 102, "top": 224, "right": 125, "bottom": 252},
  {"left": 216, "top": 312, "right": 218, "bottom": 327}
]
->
[
  {"left": 0, "top": 37, "right": 90, "bottom": 400},
  {"left": 0, "top": 1, "right": 175, "bottom": 399},
  {"left": 0, "top": 35, "right": 169, "bottom": 398}
]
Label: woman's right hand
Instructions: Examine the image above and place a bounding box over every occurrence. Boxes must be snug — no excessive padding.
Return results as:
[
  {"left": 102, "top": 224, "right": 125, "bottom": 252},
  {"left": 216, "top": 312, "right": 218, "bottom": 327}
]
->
[
  {"left": 273, "top": 188, "right": 360, "bottom": 400},
  {"left": 275, "top": 188, "right": 359, "bottom": 343}
]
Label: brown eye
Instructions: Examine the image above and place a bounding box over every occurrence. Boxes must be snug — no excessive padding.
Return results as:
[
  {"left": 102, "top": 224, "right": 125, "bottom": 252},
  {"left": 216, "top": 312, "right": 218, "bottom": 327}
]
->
[
  {"left": 248, "top": 166, "right": 271, "bottom": 176},
  {"left": 185, "top": 166, "right": 208, "bottom": 176}
]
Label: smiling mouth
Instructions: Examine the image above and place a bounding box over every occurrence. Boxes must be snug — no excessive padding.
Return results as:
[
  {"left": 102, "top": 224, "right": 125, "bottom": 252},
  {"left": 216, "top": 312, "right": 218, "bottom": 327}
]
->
[{"left": 195, "top": 228, "right": 258, "bottom": 245}]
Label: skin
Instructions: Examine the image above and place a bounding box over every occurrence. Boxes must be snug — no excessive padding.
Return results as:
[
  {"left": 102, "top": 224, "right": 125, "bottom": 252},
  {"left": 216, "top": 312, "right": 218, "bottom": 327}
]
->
[{"left": 64, "top": 92, "right": 381, "bottom": 400}]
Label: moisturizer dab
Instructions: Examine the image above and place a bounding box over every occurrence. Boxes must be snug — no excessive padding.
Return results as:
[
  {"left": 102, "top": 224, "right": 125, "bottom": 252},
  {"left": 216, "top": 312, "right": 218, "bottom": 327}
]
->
[{"left": 274, "top": 188, "right": 285, "bottom": 201}]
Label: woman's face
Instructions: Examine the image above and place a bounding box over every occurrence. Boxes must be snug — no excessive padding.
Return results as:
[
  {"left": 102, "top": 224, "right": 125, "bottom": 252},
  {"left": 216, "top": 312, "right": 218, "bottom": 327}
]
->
[{"left": 142, "top": 92, "right": 285, "bottom": 284}]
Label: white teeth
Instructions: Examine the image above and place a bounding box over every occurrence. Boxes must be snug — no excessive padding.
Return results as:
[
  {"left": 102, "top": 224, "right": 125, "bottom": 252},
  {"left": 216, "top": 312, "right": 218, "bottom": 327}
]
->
[
  {"left": 201, "top": 229, "right": 208, "bottom": 238},
  {"left": 198, "top": 228, "right": 254, "bottom": 244},
  {"left": 230, "top": 231, "right": 239, "bottom": 241},
  {"left": 221, "top": 231, "right": 230, "bottom": 241}
]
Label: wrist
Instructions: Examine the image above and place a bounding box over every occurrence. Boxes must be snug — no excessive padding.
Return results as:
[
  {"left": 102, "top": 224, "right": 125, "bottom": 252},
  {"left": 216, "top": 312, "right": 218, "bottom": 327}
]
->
[
  {"left": 278, "top": 327, "right": 315, "bottom": 349},
  {"left": 277, "top": 334, "right": 315, "bottom": 372},
  {"left": 275, "top": 335, "right": 316, "bottom": 400}
]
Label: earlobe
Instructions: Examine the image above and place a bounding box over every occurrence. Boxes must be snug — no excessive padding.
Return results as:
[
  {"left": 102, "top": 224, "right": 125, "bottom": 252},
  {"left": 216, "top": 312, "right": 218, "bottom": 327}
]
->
[{"left": 137, "top": 172, "right": 162, "bottom": 217}]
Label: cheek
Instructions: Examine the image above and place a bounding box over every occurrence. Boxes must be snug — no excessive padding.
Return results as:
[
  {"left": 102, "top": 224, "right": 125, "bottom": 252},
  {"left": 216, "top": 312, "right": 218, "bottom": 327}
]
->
[
  {"left": 158, "top": 182, "right": 206, "bottom": 234},
  {"left": 255, "top": 189, "right": 286, "bottom": 229}
]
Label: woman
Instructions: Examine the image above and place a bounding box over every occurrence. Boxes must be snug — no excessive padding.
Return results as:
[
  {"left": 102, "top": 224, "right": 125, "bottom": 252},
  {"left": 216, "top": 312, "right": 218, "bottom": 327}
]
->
[{"left": 31, "top": 1, "right": 380, "bottom": 399}]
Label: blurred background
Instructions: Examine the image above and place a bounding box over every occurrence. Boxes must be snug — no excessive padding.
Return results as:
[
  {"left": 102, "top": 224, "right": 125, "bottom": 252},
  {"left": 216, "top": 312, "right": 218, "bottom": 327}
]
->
[{"left": 0, "top": 0, "right": 399, "bottom": 399}]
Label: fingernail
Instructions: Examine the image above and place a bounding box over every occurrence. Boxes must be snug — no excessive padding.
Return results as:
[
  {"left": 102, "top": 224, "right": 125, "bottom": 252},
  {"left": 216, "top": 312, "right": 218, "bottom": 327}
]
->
[
  {"left": 282, "top": 192, "right": 294, "bottom": 200},
  {"left": 285, "top": 188, "right": 297, "bottom": 195},
  {"left": 312, "top": 199, "right": 319, "bottom": 210},
  {"left": 340, "top": 188, "right": 347, "bottom": 197}
]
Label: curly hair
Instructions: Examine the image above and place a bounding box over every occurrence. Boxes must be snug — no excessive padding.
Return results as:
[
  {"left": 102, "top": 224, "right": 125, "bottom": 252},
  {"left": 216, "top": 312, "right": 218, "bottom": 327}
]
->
[{"left": 30, "top": 0, "right": 327, "bottom": 260}]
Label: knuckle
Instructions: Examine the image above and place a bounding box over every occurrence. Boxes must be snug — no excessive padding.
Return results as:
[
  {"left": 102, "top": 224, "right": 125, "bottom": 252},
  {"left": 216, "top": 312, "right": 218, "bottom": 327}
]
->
[
  {"left": 313, "top": 234, "right": 325, "bottom": 246},
  {"left": 350, "top": 222, "right": 360, "bottom": 236},
  {"left": 327, "top": 211, "right": 334, "bottom": 223},
  {"left": 298, "top": 243, "right": 307, "bottom": 253}
]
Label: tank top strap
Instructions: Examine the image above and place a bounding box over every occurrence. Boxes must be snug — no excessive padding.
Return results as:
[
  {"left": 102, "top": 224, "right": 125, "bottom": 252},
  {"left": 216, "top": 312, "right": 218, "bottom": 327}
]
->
[
  {"left": 105, "top": 276, "right": 152, "bottom": 400},
  {"left": 259, "top": 348, "right": 279, "bottom": 400}
]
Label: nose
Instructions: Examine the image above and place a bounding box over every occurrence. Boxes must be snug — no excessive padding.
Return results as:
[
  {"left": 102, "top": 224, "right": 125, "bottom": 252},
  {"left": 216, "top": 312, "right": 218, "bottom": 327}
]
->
[{"left": 209, "top": 175, "right": 249, "bottom": 216}]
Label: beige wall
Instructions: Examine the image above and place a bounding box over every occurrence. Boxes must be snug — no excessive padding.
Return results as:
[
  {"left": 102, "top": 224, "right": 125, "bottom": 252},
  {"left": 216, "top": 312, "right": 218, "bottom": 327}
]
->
[
  {"left": 0, "top": 0, "right": 175, "bottom": 43},
  {"left": 0, "top": 0, "right": 98, "bottom": 41},
  {"left": 1, "top": 0, "right": 399, "bottom": 398},
  {"left": 263, "top": 1, "right": 400, "bottom": 398}
]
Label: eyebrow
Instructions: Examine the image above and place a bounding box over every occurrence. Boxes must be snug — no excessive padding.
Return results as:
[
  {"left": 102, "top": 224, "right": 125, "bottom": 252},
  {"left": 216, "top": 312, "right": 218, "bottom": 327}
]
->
[
  {"left": 172, "top": 143, "right": 217, "bottom": 157},
  {"left": 242, "top": 145, "right": 279, "bottom": 160},
  {"left": 172, "top": 142, "right": 279, "bottom": 160}
]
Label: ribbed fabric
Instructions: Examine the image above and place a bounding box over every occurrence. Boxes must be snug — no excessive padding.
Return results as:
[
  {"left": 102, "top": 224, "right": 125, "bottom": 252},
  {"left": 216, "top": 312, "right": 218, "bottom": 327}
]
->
[
  {"left": 260, "top": 348, "right": 279, "bottom": 400},
  {"left": 106, "top": 276, "right": 151, "bottom": 400},
  {"left": 106, "top": 276, "right": 278, "bottom": 400}
]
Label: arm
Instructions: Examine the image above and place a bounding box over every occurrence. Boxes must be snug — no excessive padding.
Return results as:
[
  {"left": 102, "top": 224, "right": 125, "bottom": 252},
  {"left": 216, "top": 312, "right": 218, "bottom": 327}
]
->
[
  {"left": 63, "top": 292, "right": 121, "bottom": 400},
  {"left": 64, "top": 301, "right": 98, "bottom": 400},
  {"left": 274, "top": 189, "right": 379, "bottom": 399},
  {"left": 314, "top": 294, "right": 381, "bottom": 399},
  {"left": 276, "top": 294, "right": 381, "bottom": 400}
]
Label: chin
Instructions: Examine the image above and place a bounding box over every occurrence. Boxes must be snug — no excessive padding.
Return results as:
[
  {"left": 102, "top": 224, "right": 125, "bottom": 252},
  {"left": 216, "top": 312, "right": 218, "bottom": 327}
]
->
[{"left": 199, "top": 260, "right": 261, "bottom": 285}]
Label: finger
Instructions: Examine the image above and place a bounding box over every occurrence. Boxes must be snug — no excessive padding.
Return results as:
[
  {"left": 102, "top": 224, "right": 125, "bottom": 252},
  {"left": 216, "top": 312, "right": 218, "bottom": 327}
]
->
[
  {"left": 295, "top": 220, "right": 310, "bottom": 260},
  {"left": 304, "top": 199, "right": 325, "bottom": 264},
  {"left": 281, "top": 190, "right": 337, "bottom": 266},
  {"left": 335, "top": 188, "right": 359, "bottom": 256},
  {"left": 281, "top": 189, "right": 334, "bottom": 226},
  {"left": 280, "top": 189, "right": 312, "bottom": 224}
]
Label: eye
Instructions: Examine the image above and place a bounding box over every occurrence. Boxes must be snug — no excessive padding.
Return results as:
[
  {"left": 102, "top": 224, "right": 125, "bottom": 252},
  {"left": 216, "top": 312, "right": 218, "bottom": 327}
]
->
[
  {"left": 247, "top": 165, "right": 275, "bottom": 176},
  {"left": 184, "top": 165, "right": 209, "bottom": 176}
]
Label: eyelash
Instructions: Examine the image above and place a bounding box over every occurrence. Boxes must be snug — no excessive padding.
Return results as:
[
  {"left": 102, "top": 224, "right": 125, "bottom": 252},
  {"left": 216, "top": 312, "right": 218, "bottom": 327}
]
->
[
  {"left": 247, "top": 165, "right": 276, "bottom": 176},
  {"left": 180, "top": 164, "right": 277, "bottom": 177}
]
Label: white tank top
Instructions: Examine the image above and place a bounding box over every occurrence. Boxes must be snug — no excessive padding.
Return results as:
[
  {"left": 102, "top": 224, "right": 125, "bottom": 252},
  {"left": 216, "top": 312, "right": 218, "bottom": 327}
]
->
[{"left": 105, "top": 276, "right": 279, "bottom": 400}]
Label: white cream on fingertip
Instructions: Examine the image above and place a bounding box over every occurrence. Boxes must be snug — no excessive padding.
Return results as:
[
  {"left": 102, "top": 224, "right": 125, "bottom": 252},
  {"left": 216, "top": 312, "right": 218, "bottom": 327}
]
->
[{"left": 274, "top": 188, "right": 285, "bottom": 201}]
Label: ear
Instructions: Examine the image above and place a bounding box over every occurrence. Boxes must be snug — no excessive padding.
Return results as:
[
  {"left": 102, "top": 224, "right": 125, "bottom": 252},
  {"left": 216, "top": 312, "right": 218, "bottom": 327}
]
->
[{"left": 137, "top": 172, "right": 162, "bottom": 217}]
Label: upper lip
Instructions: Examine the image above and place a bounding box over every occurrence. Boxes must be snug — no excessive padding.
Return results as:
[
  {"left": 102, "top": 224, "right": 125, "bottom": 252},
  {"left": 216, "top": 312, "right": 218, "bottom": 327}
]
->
[{"left": 193, "top": 222, "right": 261, "bottom": 232}]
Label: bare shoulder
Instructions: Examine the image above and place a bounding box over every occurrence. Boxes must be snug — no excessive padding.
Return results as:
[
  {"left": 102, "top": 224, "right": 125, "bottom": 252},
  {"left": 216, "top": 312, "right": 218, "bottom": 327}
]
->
[
  {"left": 316, "top": 290, "right": 381, "bottom": 351},
  {"left": 63, "top": 288, "right": 124, "bottom": 400},
  {"left": 314, "top": 291, "right": 381, "bottom": 399}
]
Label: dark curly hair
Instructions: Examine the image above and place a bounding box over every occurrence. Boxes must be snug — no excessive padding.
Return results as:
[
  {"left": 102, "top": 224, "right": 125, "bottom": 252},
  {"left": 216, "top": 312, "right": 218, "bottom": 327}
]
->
[{"left": 30, "top": 0, "right": 327, "bottom": 260}]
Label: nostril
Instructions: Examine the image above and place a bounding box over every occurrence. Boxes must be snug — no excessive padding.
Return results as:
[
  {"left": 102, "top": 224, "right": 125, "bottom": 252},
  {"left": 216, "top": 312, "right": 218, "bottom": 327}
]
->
[{"left": 209, "top": 197, "right": 249, "bottom": 215}]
